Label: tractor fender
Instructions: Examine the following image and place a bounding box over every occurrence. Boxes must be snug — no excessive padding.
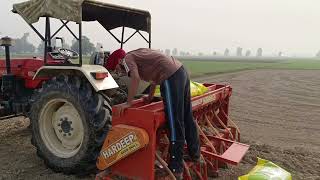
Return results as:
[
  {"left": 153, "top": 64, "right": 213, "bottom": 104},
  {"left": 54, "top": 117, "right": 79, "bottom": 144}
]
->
[{"left": 33, "top": 65, "right": 119, "bottom": 92}]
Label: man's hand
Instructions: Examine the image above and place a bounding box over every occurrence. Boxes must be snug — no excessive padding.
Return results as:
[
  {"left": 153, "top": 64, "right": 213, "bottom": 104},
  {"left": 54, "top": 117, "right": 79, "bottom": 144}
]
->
[
  {"left": 142, "top": 95, "right": 153, "bottom": 104},
  {"left": 143, "top": 83, "right": 156, "bottom": 104},
  {"left": 119, "top": 103, "right": 131, "bottom": 116}
]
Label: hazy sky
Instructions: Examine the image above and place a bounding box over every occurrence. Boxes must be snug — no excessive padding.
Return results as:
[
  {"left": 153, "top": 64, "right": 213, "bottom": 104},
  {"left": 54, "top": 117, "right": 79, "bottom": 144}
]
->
[{"left": 1, "top": 0, "right": 320, "bottom": 56}]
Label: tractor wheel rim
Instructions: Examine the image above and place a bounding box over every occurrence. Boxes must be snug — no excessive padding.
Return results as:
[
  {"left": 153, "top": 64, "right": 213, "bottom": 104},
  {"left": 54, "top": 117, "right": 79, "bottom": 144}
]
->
[{"left": 39, "top": 99, "right": 84, "bottom": 158}]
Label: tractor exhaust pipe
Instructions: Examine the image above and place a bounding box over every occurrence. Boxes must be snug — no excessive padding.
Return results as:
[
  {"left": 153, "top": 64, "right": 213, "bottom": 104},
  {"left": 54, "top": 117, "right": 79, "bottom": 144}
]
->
[{"left": 0, "top": 37, "right": 13, "bottom": 74}]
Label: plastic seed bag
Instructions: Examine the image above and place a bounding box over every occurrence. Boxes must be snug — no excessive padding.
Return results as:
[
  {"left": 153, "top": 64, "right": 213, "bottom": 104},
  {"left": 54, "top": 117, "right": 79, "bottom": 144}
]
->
[
  {"left": 238, "top": 158, "right": 292, "bottom": 180},
  {"left": 154, "top": 81, "right": 208, "bottom": 97}
]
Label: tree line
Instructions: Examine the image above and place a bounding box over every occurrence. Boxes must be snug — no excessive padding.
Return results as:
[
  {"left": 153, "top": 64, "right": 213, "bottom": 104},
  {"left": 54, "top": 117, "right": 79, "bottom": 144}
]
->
[
  {"left": 0, "top": 33, "right": 95, "bottom": 55},
  {"left": 2, "top": 33, "right": 320, "bottom": 57}
]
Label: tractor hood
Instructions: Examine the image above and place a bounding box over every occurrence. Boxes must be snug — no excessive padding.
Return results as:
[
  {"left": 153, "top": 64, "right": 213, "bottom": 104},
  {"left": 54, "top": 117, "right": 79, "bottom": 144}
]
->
[{"left": 12, "top": 0, "right": 151, "bottom": 33}]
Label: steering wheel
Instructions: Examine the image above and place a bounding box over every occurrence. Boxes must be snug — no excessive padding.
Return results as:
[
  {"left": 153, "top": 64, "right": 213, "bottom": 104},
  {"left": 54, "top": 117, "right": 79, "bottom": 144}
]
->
[{"left": 57, "top": 48, "right": 79, "bottom": 60}]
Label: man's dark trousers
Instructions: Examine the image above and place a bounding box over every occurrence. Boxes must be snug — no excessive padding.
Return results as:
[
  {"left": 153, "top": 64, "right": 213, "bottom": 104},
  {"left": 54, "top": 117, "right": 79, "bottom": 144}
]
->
[{"left": 160, "top": 66, "right": 200, "bottom": 173}]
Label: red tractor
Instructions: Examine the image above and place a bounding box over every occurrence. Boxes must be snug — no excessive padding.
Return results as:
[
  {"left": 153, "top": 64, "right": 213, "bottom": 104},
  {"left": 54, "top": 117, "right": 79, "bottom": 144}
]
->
[
  {"left": 0, "top": 0, "right": 151, "bottom": 174},
  {"left": 1, "top": 0, "right": 249, "bottom": 179}
]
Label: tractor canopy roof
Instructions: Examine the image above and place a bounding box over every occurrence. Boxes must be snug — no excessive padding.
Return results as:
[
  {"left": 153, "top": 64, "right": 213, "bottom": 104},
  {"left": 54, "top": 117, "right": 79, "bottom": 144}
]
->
[{"left": 12, "top": 0, "right": 151, "bottom": 33}]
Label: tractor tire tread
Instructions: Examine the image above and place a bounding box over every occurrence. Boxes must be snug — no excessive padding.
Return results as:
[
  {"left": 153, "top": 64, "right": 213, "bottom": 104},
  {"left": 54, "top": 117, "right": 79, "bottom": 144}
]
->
[{"left": 30, "top": 74, "right": 111, "bottom": 175}]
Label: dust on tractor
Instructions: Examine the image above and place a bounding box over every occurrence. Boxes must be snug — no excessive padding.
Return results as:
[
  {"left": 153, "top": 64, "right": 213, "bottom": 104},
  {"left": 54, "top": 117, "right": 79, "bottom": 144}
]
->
[{"left": 0, "top": 0, "right": 249, "bottom": 179}]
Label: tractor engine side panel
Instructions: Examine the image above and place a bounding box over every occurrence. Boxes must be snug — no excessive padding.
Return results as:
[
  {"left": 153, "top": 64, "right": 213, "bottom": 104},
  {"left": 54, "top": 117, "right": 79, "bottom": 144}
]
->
[{"left": 0, "top": 58, "right": 45, "bottom": 89}]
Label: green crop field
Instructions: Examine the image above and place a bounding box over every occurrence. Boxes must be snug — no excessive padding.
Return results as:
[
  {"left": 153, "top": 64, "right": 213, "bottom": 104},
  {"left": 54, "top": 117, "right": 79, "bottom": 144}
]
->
[
  {"left": 75, "top": 58, "right": 320, "bottom": 77},
  {"left": 181, "top": 59, "right": 320, "bottom": 77},
  {"left": 2, "top": 54, "right": 320, "bottom": 78}
]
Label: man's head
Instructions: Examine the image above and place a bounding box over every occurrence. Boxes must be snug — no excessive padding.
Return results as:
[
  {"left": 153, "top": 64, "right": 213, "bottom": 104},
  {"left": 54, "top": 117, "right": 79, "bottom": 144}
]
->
[{"left": 105, "top": 49, "right": 126, "bottom": 71}]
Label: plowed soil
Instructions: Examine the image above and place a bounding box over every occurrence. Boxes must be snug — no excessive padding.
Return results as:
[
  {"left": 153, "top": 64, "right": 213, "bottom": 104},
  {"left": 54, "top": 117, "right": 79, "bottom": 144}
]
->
[
  {"left": 1, "top": 70, "right": 319, "bottom": 180},
  {"left": 195, "top": 70, "right": 320, "bottom": 180}
]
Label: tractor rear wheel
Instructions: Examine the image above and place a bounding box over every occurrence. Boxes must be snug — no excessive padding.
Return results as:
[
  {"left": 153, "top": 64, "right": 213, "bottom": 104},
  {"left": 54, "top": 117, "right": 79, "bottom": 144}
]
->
[{"left": 30, "top": 75, "right": 111, "bottom": 174}]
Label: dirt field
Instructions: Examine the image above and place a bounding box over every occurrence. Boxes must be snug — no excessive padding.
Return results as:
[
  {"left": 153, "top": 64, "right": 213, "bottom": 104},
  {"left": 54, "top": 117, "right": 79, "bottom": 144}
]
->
[
  {"left": 1, "top": 69, "right": 319, "bottom": 180},
  {"left": 195, "top": 70, "right": 320, "bottom": 180}
]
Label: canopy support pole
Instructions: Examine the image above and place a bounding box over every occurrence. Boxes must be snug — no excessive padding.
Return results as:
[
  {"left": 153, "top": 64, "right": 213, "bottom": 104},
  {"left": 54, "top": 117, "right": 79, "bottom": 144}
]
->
[
  {"left": 51, "top": 21, "right": 70, "bottom": 39},
  {"left": 106, "top": 29, "right": 121, "bottom": 43},
  {"left": 44, "top": 17, "right": 51, "bottom": 64},
  {"left": 138, "top": 31, "right": 149, "bottom": 44},
  {"left": 123, "top": 30, "right": 138, "bottom": 44},
  {"left": 120, "top": 26, "right": 125, "bottom": 49},
  {"left": 28, "top": 24, "right": 45, "bottom": 41},
  {"left": 79, "top": 22, "right": 82, "bottom": 66},
  {"left": 61, "top": 20, "right": 79, "bottom": 40},
  {"left": 149, "top": 30, "right": 151, "bottom": 48}
]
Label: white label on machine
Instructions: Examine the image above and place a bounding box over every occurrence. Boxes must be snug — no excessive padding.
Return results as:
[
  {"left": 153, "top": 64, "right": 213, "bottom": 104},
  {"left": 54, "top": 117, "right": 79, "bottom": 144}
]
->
[
  {"left": 101, "top": 133, "right": 140, "bottom": 162},
  {"left": 192, "top": 94, "right": 216, "bottom": 108}
]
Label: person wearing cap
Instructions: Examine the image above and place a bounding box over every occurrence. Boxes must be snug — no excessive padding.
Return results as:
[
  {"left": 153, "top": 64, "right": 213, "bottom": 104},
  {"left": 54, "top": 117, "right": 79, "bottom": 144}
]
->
[
  {"left": 114, "top": 48, "right": 200, "bottom": 178},
  {"left": 90, "top": 46, "right": 105, "bottom": 65},
  {"left": 104, "top": 49, "right": 127, "bottom": 71}
]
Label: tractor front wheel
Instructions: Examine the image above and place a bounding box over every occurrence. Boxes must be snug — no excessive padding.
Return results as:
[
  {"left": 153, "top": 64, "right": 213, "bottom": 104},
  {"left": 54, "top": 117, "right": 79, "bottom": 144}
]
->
[{"left": 30, "top": 75, "right": 111, "bottom": 174}]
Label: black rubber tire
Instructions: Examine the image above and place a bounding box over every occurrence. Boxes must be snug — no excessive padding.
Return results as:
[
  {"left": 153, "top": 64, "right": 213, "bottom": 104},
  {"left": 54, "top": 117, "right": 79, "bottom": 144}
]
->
[{"left": 30, "top": 74, "right": 111, "bottom": 174}]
